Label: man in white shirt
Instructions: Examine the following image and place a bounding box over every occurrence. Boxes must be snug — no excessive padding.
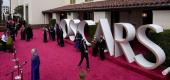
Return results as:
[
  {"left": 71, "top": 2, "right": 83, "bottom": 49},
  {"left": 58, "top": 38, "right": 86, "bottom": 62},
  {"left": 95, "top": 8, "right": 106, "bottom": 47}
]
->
[{"left": 1, "top": 32, "right": 7, "bottom": 51}]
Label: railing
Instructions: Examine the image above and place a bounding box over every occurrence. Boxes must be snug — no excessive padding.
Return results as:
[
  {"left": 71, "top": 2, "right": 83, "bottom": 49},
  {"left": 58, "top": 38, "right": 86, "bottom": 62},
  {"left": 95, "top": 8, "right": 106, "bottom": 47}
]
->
[{"left": 5, "top": 48, "right": 27, "bottom": 80}]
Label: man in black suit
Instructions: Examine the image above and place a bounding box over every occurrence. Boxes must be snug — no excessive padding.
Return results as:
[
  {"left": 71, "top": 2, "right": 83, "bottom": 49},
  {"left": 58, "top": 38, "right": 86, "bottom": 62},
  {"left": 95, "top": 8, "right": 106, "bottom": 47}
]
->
[
  {"left": 59, "top": 29, "right": 64, "bottom": 47},
  {"left": 43, "top": 26, "right": 48, "bottom": 43},
  {"left": 78, "top": 39, "right": 90, "bottom": 70},
  {"left": 92, "top": 36, "right": 99, "bottom": 57},
  {"left": 56, "top": 24, "right": 60, "bottom": 45},
  {"left": 99, "top": 36, "right": 105, "bottom": 60},
  {"left": 51, "top": 27, "right": 56, "bottom": 41},
  {"left": 26, "top": 26, "right": 33, "bottom": 41}
]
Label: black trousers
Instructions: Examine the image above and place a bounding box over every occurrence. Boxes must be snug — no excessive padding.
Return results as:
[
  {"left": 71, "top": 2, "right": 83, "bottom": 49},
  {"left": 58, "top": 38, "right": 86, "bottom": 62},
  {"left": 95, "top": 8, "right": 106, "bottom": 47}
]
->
[
  {"left": 2, "top": 41, "right": 7, "bottom": 51},
  {"left": 43, "top": 31, "right": 47, "bottom": 43},
  {"left": 99, "top": 48, "right": 105, "bottom": 60},
  {"left": 57, "top": 36, "right": 60, "bottom": 45},
  {"left": 92, "top": 47, "right": 98, "bottom": 57},
  {"left": 27, "top": 35, "right": 31, "bottom": 41},
  {"left": 78, "top": 52, "right": 90, "bottom": 68},
  {"left": 51, "top": 33, "right": 55, "bottom": 41}
]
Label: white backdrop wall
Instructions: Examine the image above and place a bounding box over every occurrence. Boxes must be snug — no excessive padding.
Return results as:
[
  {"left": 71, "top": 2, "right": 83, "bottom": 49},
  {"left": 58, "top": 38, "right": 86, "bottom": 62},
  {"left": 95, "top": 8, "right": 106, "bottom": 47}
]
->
[{"left": 153, "top": 10, "right": 170, "bottom": 29}]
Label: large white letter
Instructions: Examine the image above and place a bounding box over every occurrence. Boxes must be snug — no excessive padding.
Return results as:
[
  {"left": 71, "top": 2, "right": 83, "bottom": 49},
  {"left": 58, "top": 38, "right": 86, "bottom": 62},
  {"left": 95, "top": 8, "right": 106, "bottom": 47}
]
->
[
  {"left": 114, "top": 23, "right": 136, "bottom": 63},
  {"left": 95, "top": 19, "right": 114, "bottom": 56},
  {"left": 59, "top": 19, "right": 71, "bottom": 38},
  {"left": 135, "top": 24, "right": 166, "bottom": 69},
  {"left": 69, "top": 19, "right": 80, "bottom": 41},
  {"left": 77, "top": 20, "right": 96, "bottom": 46}
]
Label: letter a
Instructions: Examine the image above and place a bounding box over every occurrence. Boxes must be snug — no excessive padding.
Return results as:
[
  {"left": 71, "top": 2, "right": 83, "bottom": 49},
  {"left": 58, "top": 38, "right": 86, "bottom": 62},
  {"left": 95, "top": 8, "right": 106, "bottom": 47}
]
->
[{"left": 95, "top": 19, "right": 114, "bottom": 56}]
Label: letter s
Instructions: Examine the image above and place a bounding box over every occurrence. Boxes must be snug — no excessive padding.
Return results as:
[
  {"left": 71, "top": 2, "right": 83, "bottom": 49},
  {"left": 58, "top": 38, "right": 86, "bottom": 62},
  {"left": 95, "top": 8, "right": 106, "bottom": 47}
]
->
[{"left": 135, "top": 24, "right": 166, "bottom": 69}]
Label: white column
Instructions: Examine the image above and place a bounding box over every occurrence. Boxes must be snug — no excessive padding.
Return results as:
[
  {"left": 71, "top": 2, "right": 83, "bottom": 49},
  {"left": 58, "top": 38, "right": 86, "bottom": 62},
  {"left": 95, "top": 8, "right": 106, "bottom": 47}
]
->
[
  {"left": 94, "top": 12, "right": 111, "bottom": 26},
  {"left": 23, "top": 4, "right": 26, "bottom": 20},
  {"left": 56, "top": 13, "right": 60, "bottom": 23},
  {"left": 52, "top": 13, "right": 57, "bottom": 19},
  {"left": 44, "top": 14, "right": 49, "bottom": 24},
  {"left": 153, "top": 10, "right": 170, "bottom": 29}
]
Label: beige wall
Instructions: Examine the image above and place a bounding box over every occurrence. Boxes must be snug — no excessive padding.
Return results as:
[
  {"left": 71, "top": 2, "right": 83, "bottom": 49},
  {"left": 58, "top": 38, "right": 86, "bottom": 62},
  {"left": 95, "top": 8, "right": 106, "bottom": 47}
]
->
[
  {"left": 29, "top": 0, "right": 67, "bottom": 24},
  {"left": 153, "top": 10, "right": 170, "bottom": 29},
  {"left": 17, "top": 0, "right": 24, "bottom": 5},
  {"left": 76, "top": 0, "right": 85, "bottom": 4},
  {"left": 73, "top": 0, "right": 104, "bottom": 4},
  {"left": 94, "top": 0, "right": 105, "bottom": 1},
  {"left": 64, "top": 0, "right": 71, "bottom": 5},
  {"left": 11, "top": 0, "right": 18, "bottom": 14},
  {"left": 16, "top": 0, "right": 68, "bottom": 24},
  {"left": 13, "top": 0, "right": 108, "bottom": 25}
]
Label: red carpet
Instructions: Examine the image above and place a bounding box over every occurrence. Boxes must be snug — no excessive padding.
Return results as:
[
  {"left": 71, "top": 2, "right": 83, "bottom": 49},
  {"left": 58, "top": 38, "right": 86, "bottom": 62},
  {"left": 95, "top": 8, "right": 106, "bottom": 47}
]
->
[{"left": 0, "top": 29, "right": 155, "bottom": 80}]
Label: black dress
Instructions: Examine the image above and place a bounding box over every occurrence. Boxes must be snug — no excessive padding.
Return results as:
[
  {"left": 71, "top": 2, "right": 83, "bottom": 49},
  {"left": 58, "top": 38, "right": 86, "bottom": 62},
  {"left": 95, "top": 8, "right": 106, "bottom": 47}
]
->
[
  {"left": 59, "top": 29, "right": 64, "bottom": 47},
  {"left": 21, "top": 29, "right": 26, "bottom": 40},
  {"left": 50, "top": 28, "right": 55, "bottom": 41},
  {"left": 43, "top": 29, "right": 47, "bottom": 43},
  {"left": 56, "top": 27, "right": 60, "bottom": 45},
  {"left": 99, "top": 39, "right": 105, "bottom": 60},
  {"left": 26, "top": 27, "right": 32, "bottom": 41},
  {"left": 92, "top": 40, "right": 99, "bottom": 57}
]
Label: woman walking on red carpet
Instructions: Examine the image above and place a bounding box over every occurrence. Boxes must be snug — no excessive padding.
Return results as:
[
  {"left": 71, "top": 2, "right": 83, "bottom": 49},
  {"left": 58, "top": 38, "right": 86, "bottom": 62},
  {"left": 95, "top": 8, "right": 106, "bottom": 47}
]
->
[{"left": 31, "top": 48, "right": 40, "bottom": 80}]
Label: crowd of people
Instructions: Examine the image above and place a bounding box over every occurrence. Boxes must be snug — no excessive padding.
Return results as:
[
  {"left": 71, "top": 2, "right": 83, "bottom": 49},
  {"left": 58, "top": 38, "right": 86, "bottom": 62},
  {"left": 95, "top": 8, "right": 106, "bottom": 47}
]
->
[
  {"left": 20, "top": 25, "right": 33, "bottom": 41},
  {"left": 42, "top": 23, "right": 107, "bottom": 71},
  {"left": 43, "top": 24, "right": 64, "bottom": 47},
  {"left": 1, "top": 18, "right": 108, "bottom": 79},
  {"left": 0, "top": 18, "right": 33, "bottom": 52},
  {"left": 74, "top": 31, "right": 106, "bottom": 70}
]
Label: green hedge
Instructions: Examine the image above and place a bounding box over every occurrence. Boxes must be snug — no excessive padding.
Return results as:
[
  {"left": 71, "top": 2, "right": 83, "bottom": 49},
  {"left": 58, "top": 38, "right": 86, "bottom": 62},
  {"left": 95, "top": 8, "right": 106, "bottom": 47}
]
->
[
  {"left": 84, "top": 23, "right": 98, "bottom": 42},
  {"left": 49, "top": 19, "right": 56, "bottom": 27},
  {"left": 145, "top": 29, "right": 170, "bottom": 67}
]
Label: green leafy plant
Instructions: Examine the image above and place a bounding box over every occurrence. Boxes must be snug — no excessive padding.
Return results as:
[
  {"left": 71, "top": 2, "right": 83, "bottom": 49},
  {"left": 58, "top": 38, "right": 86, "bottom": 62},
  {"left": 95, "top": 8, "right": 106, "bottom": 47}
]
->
[
  {"left": 14, "top": 5, "right": 24, "bottom": 17},
  {"left": 145, "top": 29, "right": 170, "bottom": 67},
  {"left": 49, "top": 19, "right": 56, "bottom": 27},
  {"left": 84, "top": 23, "right": 98, "bottom": 42}
]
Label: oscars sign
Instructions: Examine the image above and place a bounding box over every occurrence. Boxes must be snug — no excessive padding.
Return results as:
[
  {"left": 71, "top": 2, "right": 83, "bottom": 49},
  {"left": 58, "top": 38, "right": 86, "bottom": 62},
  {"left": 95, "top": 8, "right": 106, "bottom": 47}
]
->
[{"left": 59, "top": 18, "right": 166, "bottom": 70}]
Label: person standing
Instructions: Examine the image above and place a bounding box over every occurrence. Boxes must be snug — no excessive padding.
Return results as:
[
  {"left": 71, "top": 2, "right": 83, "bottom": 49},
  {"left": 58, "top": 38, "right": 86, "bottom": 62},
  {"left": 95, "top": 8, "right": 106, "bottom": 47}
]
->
[
  {"left": 91, "top": 36, "right": 98, "bottom": 57},
  {"left": 20, "top": 25, "right": 26, "bottom": 40},
  {"left": 31, "top": 48, "right": 40, "bottom": 80},
  {"left": 43, "top": 27, "right": 48, "bottom": 43},
  {"left": 7, "top": 20, "right": 15, "bottom": 41},
  {"left": 56, "top": 24, "right": 60, "bottom": 45},
  {"left": 48, "top": 27, "right": 52, "bottom": 40},
  {"left": 15, "top": 21, "right": 20, "bottom": 37},
  {"left": 1, "top": 32, "right": 8, "bottom": 51},
  {"left": 26, "top": 26, "right": 33, "bottom": 41},
  {"left": 78, "top": 39, "right": 90, "bottom": 70},
  {"left": 99, "top": 36, "right": 105, "bottom": 60},
  {"left": 51, "top": 27, "right": 55, "bottom": 41},
  {"left": 59, "top": 29, "right": 64, "bottom": 47},
  {"left": 75, "top": 31, "right": 83, "bottom": 50}
]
